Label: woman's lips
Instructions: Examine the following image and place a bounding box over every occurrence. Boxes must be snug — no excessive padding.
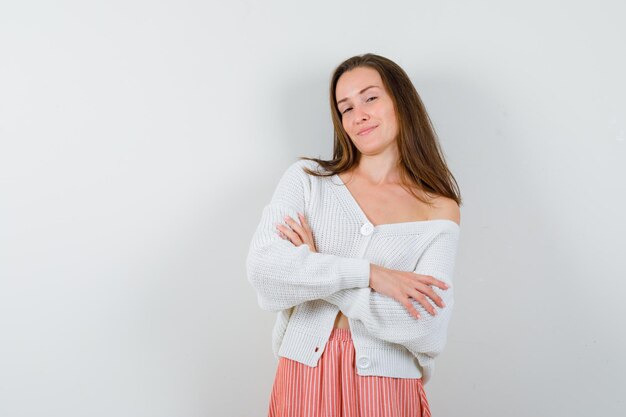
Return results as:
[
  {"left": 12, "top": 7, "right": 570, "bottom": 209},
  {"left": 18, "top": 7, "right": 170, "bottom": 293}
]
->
[{"left": 358, "top": 125, "right": 377, "bottom": 136}]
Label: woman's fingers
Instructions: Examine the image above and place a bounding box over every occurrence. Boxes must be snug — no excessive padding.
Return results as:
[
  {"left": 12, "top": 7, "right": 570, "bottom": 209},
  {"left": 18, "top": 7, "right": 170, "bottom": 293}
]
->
[
  {"left": 276, "top": 223, "right": 302, "bottom": 245},
  {"left": 400, "top": 297, "right": 421, "bottom": 319},
  {"left": 284, "top": 214, "right": 309, "bottom": 237},
  {"left": 277, "top": 214, "right": 319, "bottom": 250},
  {"left": 407, "top": 274, "right": 449, "bottom": 316},
  {"left": 414, "top": 282, "right": 446, "bottom": 309},
  {"left": 275, "top": 214, "right": 317, "bottom": 251},
  {"left": 297, "top": 212, "right": 310, "bottom": 230},
  {"left": 280, "top": 216, "right": 307, "bottom": 246},
  {"left": 421, "top": 274, "right": 449, "bottom": 290},
  {"left": 408, "top": 290, "right": 438, "bottom": 316},
  {"left": 296, "top": 213, "right": 317, "bottom": 250}
]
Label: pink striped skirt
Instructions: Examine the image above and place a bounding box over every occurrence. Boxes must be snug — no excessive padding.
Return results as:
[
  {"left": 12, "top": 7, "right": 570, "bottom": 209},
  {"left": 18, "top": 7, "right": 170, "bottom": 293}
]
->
[{"left": 268, "top": 327, "right": 431, "bottom": 417}]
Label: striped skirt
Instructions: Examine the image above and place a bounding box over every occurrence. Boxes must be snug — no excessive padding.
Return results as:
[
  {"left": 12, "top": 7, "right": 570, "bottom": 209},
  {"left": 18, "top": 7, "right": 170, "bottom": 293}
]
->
[{"left": 268, "top": 327, "right": 431, "bottom": 417}]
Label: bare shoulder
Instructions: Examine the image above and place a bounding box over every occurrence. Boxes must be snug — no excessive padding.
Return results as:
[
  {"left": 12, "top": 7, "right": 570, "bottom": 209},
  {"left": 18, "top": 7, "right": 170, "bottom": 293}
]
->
[{"left": 431, "top": 196, "right": 461, "bottom": 226}]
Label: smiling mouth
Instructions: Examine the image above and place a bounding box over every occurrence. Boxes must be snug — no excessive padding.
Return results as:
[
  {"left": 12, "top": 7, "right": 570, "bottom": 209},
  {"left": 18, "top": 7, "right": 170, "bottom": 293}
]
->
[{"left": 358, "top": 126, "right": 378, "bottom": 135}]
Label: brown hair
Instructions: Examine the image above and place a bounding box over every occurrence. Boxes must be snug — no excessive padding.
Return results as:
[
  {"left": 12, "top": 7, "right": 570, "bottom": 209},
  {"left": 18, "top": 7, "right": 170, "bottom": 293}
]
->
[{"left": 298, "top": 53, "right": 462, "bottom": 207}]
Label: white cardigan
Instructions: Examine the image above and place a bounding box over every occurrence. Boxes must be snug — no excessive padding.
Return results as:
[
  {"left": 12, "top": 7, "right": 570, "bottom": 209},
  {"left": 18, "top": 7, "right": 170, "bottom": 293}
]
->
[{"left": 246, "top": 159, "right": 461, "bottom": 384}]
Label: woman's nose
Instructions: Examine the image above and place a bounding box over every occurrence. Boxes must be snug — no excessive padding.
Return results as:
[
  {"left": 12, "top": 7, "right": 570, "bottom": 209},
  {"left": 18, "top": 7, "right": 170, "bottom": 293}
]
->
[{"left": 353, "top": 106, "right": 370, "bottom": 121}]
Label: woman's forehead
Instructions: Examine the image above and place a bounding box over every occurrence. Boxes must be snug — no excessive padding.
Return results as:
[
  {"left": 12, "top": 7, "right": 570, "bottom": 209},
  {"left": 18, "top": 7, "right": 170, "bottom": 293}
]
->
[{"left": 336, "top": 68, "right": 383, "bottom": 102}]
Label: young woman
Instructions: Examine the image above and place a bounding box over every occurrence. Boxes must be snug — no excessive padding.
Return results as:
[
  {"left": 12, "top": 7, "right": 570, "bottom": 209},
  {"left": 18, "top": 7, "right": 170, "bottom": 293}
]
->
[{"left": 246, "top": 53, "right": 462, "bottom": 417}]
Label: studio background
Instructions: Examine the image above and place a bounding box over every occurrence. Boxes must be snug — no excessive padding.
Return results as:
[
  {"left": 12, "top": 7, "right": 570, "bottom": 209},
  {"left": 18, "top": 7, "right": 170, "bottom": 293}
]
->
[{"left": 1, "top": 1, "right": 624, "bottom": 416}]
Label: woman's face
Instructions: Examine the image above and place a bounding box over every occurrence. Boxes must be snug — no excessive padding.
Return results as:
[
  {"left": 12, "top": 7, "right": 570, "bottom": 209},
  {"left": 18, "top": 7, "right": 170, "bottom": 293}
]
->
[{"left": 335, "top": 66, "right": 399, "bottom": 155}]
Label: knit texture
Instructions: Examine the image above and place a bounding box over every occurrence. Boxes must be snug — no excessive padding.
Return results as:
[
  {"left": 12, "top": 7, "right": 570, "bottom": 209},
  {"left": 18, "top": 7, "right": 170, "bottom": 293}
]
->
[{"left": 246, "top": 159, "right": 461, "bottom": 384}]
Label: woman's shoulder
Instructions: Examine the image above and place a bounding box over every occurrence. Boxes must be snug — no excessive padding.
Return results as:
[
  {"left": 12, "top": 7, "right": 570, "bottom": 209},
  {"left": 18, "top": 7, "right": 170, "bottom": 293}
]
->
[
  {"left": 429, "top": 195, "right": 461, "bottom": 226},
  {"left": 285, "top": 158, "right": 331, "bottom": 179},
  {"left": 292, "top": 157, "right": 325, "bottom": 170},
  {"left": 280, "top": 158, "right": 316, "bottom": 177},
  {"left": 274, "top": 159, "right": 327, "bottom": 194}
]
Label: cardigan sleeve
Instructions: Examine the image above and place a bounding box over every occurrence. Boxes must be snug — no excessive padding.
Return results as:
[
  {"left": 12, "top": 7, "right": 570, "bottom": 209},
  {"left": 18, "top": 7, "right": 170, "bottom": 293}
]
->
[
  {"left": 321, "top": 227, "right": 460, "bottom": 383},
  {"left": 246, "top": 160, "right": 371, "bottom": 312}
]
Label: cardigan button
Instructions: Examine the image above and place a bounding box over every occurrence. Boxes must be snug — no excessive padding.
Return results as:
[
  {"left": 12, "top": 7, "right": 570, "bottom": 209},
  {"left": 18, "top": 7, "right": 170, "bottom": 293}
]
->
[
  {"left": 357, "top": 355, "right": 371, "bottom": 369},
  {"left": 360, "top": 222, "right": 374, "bottom": 236}
]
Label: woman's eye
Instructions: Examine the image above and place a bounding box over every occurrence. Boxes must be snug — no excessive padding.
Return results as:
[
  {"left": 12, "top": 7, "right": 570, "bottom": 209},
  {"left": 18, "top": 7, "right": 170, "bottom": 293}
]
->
[{"left": 341, "top": 97, "right": 376, "bottom": 114}]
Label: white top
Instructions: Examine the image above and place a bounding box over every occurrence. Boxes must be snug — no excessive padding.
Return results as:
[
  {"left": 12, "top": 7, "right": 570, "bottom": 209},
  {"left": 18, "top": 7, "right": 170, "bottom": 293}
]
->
[{"left": 246, "top": 158, "right": 461, "bottom": 384}]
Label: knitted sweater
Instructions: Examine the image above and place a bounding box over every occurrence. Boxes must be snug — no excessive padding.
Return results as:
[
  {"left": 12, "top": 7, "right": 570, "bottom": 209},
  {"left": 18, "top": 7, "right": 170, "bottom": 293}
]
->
[{"left": 245, "top": 159, "right": 461, "bottom": 384}]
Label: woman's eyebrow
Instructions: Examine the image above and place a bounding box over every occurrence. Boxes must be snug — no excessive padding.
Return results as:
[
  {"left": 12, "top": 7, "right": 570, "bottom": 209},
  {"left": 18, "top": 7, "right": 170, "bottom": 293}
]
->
[{"left": 337, "top": 85, "right": 380, "bottom": 105}]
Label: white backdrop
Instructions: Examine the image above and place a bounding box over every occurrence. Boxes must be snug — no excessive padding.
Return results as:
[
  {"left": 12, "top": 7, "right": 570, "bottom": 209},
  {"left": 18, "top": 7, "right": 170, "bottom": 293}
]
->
[{"left": 1, "top": 1, "right": 625, "bottom": 416}]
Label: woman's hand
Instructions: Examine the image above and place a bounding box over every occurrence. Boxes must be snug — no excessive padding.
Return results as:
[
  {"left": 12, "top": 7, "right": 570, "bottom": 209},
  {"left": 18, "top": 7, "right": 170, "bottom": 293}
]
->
[
  {"left": 369, "top": 264, "right": 449, "bottom": 319},
  {"left": 275, "top": 212, "right": 318, "bottom": 253}
]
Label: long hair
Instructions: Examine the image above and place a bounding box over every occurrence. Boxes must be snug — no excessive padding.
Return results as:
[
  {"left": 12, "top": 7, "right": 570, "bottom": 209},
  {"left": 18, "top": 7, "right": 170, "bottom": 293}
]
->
[{"left": 298, "top": 53, "right": 462, "bottom": 207}]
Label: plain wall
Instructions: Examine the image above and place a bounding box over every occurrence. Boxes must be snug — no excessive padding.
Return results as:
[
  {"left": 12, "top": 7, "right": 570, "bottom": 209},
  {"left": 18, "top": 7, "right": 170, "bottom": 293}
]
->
[{"left": 1, "top": 1, "right": 625, "bottom": 416}]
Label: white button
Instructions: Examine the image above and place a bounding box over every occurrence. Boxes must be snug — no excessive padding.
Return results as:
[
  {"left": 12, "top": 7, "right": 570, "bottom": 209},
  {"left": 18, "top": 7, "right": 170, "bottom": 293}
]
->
[
  {"left": 357, "top": 355, "right": 371, "bottom": 369},
  {"left": 360, "top": 222, "right": 374, "bottom": 236}
]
